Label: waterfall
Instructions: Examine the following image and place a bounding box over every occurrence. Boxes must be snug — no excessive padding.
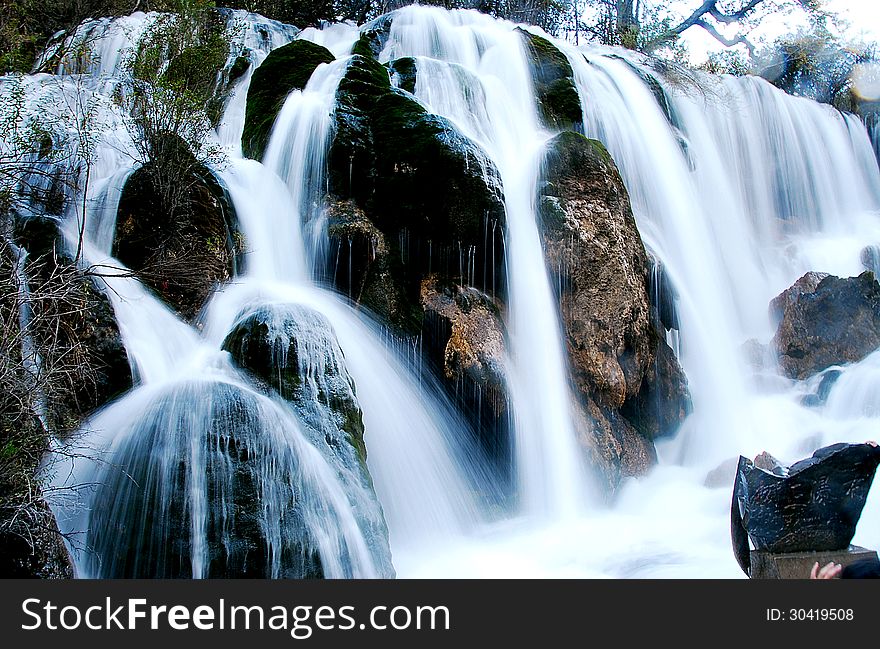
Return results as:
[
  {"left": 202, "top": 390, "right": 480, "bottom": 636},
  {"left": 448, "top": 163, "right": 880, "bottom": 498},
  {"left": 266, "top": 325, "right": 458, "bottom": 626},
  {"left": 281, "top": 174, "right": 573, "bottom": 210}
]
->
[
  {"left": 12, "top": 5, "right": 880, "bottom": 578},
  {"left": 379, "top": 6, "right": 591, "bottom": 518}
]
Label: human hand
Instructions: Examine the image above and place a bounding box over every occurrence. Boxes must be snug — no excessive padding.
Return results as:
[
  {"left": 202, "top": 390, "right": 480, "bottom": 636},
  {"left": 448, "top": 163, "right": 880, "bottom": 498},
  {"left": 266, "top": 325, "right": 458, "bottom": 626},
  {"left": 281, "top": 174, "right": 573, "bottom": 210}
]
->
[{"left": 810, "top": 561, "right": 842, "bottom": 579}]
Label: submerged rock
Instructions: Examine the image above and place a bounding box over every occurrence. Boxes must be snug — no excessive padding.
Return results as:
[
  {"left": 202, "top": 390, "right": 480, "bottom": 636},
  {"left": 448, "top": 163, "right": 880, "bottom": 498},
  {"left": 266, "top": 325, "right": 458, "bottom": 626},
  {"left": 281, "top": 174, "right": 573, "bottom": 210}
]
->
[
  {"left": 115, "top": 137, "right": 240, "bottom": 321},
  {"left": 242, "top": 39, "right": 335, "bottom": 159},
  {"left": 87, "top": 380, "right": 393, "bottom": 578},
  {"left": 731, "top": 442, "right": 880, "bottom": 576},
  {"left": 538, "top": 131, "right": 690, "bottom": 488},
  {"left": 772, "top": 271, "right": 880, "bottom": 379}
]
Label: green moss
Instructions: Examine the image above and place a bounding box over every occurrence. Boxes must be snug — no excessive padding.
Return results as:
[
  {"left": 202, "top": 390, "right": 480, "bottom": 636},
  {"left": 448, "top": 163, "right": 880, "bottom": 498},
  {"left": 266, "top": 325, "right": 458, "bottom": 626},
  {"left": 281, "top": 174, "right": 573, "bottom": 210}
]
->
[
  {"left": 326, "top": 52, "right": 507, "bottom": 334},
  {"left": 543, "top": 78, "right": 582, "bottom": 128},
  {"left": 242, "top": 39, "right": 334, "bottom": 159},
  {"left": 516, "top": 27, "right": 582, "bottom": 131}
]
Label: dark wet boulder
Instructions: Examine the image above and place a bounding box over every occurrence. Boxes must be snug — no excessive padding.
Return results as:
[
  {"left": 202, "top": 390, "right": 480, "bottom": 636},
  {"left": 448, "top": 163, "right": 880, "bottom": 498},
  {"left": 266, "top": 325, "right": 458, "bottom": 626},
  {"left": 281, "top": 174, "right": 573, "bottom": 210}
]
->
[
  {"left": 115, "top": 136, "right": 241, "bottom": 321},
  {"left": 327, "top": 54, "right": 506, "bottom": 333},
  {"left": 517, "top": 28, "right": 582, "bottom": 131},
  {"left": 773, "top": 271, "right": 880, "bottom": 380},
  {"left": 328, "top": 54, "right": 389, "bottom": 205},
  {"left": 539, "top": 131, "right": 690, "bottom": 489},
  {"left": 388, "top": 56, "right": 417, "bottom": 93},
  {"left": 370, "top": 91, "right": 505, "bottom": 266},
  {"left": 242, "top": 39, "right": 335, "bottom": 159},
  {"left": 731, "top": 443, "right": 880, "bottom": 576}
]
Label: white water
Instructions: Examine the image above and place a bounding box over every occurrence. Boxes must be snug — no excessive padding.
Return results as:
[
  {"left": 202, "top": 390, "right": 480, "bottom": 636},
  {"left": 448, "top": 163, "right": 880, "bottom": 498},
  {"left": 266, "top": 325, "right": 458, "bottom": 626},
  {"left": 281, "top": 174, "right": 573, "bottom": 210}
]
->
[
  {"left": 11, "top": 5, "right": 880, "bottom": 578},
  {"left": 380, "top": 7, "right": 591, "bottom": 519}
]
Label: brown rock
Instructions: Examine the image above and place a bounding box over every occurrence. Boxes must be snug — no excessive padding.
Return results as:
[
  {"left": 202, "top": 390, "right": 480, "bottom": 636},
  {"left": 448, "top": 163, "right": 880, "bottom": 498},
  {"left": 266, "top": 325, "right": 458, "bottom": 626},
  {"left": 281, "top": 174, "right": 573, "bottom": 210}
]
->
[
  {"left": 539, "top": 131, "right": 690, "bottom": 489},
  {"left": 769, "top": 271, "right": 828, "bottom": 325},
  {"left": 420, "top": 275, "right": 511, "bottom": 484}
]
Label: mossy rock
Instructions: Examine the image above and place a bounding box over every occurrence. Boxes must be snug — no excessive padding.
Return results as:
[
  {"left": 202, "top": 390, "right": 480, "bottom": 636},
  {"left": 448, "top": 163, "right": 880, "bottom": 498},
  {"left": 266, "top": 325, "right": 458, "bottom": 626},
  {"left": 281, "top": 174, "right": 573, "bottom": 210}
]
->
[
  {"left": 242, "top": 39, "right": 335, "bottom": 159},
  {"left": 351, "top": 13, "right": 393, "bottom": 59},
  {"left": 517, "top": 27, "right": 582, "bottom": 131},
  {"left": 221, "top": 304, "right": 368, "bottom": 465},
  {"left": 371, "top": 90, "right": 504, "bottom": 246},
  {"left": 328, "top": 54, "right": 391, "bottom": 205},
  {"left": 114, "top": 134, "right": 240, "bottom": 321},
  {"left": 327, "top": 54, "right": 507, "bottom": 333},
  {"left": 229, "top": 54, "right": 251, "bottom": 84}
]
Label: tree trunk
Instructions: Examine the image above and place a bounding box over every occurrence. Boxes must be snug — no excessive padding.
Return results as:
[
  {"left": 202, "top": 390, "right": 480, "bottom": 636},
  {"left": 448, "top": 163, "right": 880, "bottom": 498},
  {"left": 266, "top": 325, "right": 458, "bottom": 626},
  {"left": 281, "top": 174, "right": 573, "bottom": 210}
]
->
[{"left": 616, "top": 0, "right": 640, "bottom": 48}]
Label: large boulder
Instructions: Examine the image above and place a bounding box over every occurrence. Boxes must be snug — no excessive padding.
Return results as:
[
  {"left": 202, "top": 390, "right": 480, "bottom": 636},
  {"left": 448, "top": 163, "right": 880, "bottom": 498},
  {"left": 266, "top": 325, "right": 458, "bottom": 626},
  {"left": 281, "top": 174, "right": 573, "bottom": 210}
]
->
[
  {"left": 115, "top": 136, "right": 241, "bottom": 321},
  {"left": 242, "top": 39, "right": 335, "bottom": 159},
  {"left": 731, "top": 443, "right": 880, "bottom": 576},
  {"left": 517, "top": 28, "right": 582, "bottom": 131},
  {"left": 325, "top": 53, "right": 506, "bottom": 332},
  {"left": 772, "top": 271, "right": 880, "bottom": 379},
  {"left": 538, "top": 131, "right": 690, "bottom": 488}
]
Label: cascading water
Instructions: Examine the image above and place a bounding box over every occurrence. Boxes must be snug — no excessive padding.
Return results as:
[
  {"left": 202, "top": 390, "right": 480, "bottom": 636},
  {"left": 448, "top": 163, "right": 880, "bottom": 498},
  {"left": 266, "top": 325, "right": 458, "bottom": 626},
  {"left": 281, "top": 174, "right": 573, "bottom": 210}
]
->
[
  {"left": 11, "top": 4, "right": 880, "bottom": 578},
  {"left": 379, "top": 7, "right": 591, "bottom": 519}
]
